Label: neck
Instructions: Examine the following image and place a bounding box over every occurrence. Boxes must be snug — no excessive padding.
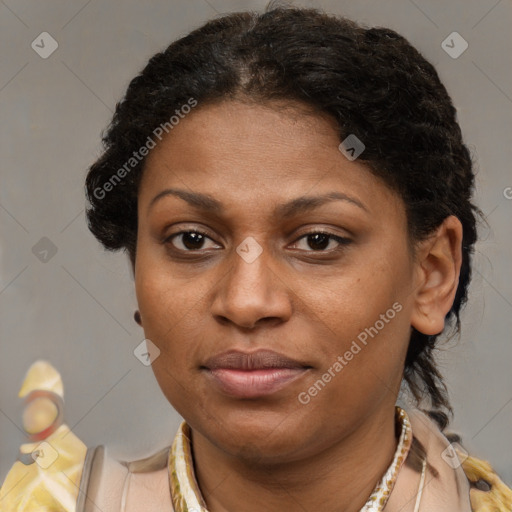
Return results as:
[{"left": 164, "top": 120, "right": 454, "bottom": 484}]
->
[{"left": 191, "top": 405, "right": 398, "bottom": 512}]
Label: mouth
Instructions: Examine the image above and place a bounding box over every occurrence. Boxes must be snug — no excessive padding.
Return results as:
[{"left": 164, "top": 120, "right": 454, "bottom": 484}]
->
[{"left": 201, "top": 349, "right": 312, "bottom": 399}]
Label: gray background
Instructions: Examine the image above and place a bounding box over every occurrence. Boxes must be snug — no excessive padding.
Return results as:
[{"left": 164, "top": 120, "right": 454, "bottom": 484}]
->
[{"left": 1, "top": 0, "right": 511, "bottom": 488}]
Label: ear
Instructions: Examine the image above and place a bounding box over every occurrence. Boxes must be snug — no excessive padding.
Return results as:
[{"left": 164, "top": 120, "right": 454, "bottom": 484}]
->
[{"left": 410, "top": 216, "right": 463, "bottom": 336}]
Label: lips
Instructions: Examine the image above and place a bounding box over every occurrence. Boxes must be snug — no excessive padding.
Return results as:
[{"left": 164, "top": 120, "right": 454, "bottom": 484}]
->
[
  {"left": 201, "top": 349, "right": 311, "bottom": 399},
  {"left": 203, "top": 349, "right": 307, "bottom": 371}
]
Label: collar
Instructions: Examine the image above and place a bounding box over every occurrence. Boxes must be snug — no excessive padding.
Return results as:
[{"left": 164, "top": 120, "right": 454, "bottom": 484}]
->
[{"left": 168, "top": 406, "right": 414, "bottom": 512}]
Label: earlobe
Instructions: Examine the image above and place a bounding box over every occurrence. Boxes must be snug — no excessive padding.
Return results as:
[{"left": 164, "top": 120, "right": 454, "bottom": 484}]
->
[{"left": 410, "top": 216, "right": 463, "bottom": 336}]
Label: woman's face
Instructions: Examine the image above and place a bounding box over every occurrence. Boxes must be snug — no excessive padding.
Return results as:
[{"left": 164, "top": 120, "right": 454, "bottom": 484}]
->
[{"left": 135, "top": 100, "right": 421, "bottom": 462}]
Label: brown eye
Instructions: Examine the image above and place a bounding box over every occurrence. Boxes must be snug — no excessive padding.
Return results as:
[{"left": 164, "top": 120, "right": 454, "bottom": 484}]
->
[
  {"left": 166, "top": 231, "right": 220, "bottom": 251},
  {"left": 292, "top": 231, "right": 352, "bottom": 252}
]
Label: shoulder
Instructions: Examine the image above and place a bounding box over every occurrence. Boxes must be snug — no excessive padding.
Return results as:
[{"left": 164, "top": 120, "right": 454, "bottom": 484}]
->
[
  {"left": 402, "top": 408, "right": 512, "bottom": 512},
  {"left": 80, "top": 444, "right": 174, "bottom": 511},
  {"left": 0, "top": 437, "right": 175, "bottom": 512},
  {"left": 438, "top": 416, "right": 512, "bottom": 512}
]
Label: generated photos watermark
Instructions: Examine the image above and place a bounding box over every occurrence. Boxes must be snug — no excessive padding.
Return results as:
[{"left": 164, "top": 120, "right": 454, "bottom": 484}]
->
[
  {"left": 338, "top": 134, "right": 365, "bottom": 161},
  {"left": 298, "top": 301, "right": 403, "bottom": 404},
  {"left": 93, "top": 97, "right": 198, "bottom": 200}
]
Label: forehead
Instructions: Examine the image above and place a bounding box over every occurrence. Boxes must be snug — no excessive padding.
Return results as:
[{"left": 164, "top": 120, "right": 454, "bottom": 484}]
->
[
  {"left": 138, "top": 100, "right": 404, "bottom": 221},
  {"left": 142, "top": 100, "right": 340, "bottom": 176}
]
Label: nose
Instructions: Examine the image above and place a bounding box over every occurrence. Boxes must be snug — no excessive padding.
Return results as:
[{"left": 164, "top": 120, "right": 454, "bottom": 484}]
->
[{"left": 210, "top": 243, "right": 293, "bottom": 330}]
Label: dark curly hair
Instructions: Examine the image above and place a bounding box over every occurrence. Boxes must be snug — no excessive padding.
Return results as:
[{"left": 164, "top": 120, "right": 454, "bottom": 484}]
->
[{"left": 85, "top": 4, "right": 480, "bottom": 429}]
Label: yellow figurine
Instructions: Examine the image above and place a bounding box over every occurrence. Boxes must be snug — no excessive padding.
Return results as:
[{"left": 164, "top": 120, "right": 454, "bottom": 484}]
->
[
  {"left": 458, "top": 449, "right": 512, "bottom": 512},
  {"left": 0, "top": 360, "right": 87, "bottom": 511}
]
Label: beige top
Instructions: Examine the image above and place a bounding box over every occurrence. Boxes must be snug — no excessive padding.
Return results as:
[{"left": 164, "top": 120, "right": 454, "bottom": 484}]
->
[
  {"left": 83, "top": 408, "right": 475, "bottom": 511},
  {"left": 82, "top": 444, "right": 173, "bottom": 512}
]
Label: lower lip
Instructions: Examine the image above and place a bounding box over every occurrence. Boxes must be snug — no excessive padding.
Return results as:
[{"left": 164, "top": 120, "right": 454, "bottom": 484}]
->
[{"left": 205, "top": 368, "right": 308, "bottom": 398}]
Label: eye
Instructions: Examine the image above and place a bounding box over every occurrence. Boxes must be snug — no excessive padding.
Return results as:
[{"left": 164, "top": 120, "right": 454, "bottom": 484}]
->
[
  {"left": 291, "top": 231, "right": 352, "bottom": 252},
  {"left": 165, "top": 230, "right": 221, "bottom": 251},
  {"left": 164, "top": 229, "right": 351, "bottom": 255}
]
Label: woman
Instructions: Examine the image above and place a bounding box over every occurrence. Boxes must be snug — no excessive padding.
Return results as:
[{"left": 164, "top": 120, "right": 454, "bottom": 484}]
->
[{"left": 1, "top": 4, "right": 510, "bottom": 511}]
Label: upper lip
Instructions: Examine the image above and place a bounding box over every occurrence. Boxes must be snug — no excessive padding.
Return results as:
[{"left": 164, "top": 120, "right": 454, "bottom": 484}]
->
[{"left": 202, "top": 349, "right": 310, "bottom": 371}]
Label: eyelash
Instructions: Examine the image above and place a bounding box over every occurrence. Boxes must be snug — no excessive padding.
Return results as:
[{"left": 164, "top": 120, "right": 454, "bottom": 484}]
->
[{"left": 164, "top": 228, "right": 352, "bottom": 255}]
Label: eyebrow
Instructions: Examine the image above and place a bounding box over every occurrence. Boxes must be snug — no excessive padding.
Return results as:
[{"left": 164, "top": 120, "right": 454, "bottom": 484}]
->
[{"left": 147, "top": 188, "right": 368, "bottom": 217}]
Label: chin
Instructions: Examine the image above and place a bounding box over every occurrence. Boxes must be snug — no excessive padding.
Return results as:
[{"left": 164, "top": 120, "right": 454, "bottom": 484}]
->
[{"left": 196, "top": 406, "right": 316, "bottom": 461}]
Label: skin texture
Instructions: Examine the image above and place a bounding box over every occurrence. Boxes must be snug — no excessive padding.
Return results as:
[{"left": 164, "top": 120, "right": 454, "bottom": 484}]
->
[{"left": 133, "top": 100, "right": 462, "bottom": 512}]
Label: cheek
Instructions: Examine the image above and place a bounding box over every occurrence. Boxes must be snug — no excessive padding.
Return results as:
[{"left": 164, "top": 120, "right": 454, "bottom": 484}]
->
[
  {"left": 297, "top": 304, "right": 410, "bottom": 428},
  {"left": 296, "top": 255, "right": 412, "bottom": 401},
  {"left": 135, "top": 246, "right": 194, "bottom": 332},
  {"left": 134, "top": 252, "right": 208, "bottom": 369},
  {"left": 136, "top": 271, "right": 206, "bottom": 415},
  {"left": 305, "top": 258, "right": 407, "bottom": 341}
]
